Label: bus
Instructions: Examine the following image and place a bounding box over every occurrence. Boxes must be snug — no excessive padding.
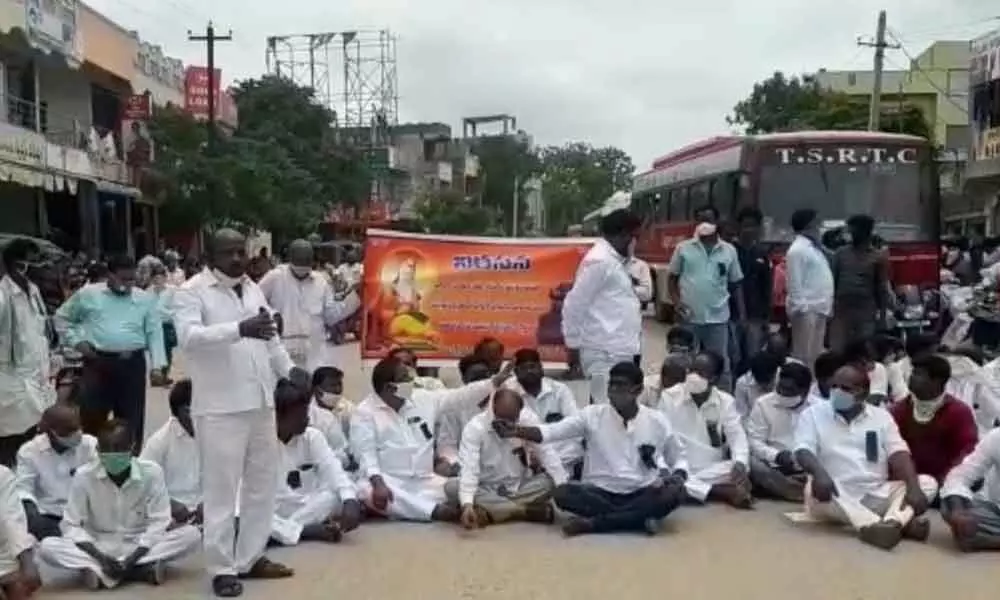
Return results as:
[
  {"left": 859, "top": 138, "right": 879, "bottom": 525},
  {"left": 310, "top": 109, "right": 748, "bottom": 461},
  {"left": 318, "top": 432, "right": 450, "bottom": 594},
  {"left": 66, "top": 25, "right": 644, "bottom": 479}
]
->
[
  {"left": 630, "top": 130, "right": 941, "bottom": 321},
  {"left": 575, "top": 190, "right": 632, "bottom": 236}
]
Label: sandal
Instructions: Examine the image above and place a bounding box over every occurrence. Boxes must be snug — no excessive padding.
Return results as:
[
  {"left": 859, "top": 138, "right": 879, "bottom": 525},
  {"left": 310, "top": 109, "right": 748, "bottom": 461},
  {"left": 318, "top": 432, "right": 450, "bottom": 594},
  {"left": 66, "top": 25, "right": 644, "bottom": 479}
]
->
[
  {"left": 212, "top": 575, "right": 243, "bottom": 597},
  {"left": 238, "top": 557, "right": 294, "bottom": 580}
]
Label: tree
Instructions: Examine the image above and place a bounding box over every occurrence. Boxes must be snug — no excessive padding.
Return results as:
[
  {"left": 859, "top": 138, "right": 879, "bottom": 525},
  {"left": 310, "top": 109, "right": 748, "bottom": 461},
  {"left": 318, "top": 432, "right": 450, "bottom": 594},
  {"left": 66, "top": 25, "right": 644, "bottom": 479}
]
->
[
  {"left": 728, "top": 71, "right": 933, "bottom": 141},
  {"left": 471, "top": 136, "right": 541, "bottom": 235},
  {"left": 414, "top": 188, "right": 501, "bottom": 235},
  {"left": 538, "top": 143, "right": 635, "bottom": 235}
]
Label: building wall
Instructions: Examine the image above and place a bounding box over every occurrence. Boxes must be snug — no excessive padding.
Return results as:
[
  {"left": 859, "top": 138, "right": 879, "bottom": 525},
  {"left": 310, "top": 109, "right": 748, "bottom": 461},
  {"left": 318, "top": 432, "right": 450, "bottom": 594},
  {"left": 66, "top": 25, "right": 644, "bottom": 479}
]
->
[
  {"left": 78, "top": 2, "right": 136, "bottom": 83},
  {"left": 38, "top": 62, "right": 91, "bottom": 146},
  {"left": 131, "top": 38, "right": 185, "bottom": 107}
]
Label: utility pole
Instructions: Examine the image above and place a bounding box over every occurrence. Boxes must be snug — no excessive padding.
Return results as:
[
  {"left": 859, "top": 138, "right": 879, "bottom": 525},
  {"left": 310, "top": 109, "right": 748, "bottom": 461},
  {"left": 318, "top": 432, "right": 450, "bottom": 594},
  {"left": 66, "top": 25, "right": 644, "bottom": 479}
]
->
[
  {"left": 857, "top": 10, "right": 899, "bottom": 132},
  {"left": 512, "top": 175, "right": 520, "bottom": 237},
  {"left": 188, "top": 22, "right": 232, "bottom": 149}
]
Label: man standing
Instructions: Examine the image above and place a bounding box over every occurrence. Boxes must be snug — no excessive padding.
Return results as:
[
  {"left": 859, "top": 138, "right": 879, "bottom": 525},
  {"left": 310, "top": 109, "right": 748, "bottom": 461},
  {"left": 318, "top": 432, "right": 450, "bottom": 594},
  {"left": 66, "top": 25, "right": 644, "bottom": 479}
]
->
[
  {"left": 258, "top": 239, "right": 360, "bottom": 371},
  {"left": 562, "top": 209, "right": 643, "bottom": 404},
  {"left": 732, "top": 207, "right": 772, "bottom": 374},
  {"left": 172, "top": 229, "right": 303, "bottom": 597},
  {"left": 0, "top": 238, "right": 54, "bottom": 467},
  {"left": 829, "top": 215, "right": 889, "bottom": 351},
  {"left": 667, "top": 205, "right": 745, "bottom": 391},
  {"left": 785, "top": 209, "right": 833, "bottom": 370},
  {"left": 56, "top": 254, "right": 165, "bottom": 450}
]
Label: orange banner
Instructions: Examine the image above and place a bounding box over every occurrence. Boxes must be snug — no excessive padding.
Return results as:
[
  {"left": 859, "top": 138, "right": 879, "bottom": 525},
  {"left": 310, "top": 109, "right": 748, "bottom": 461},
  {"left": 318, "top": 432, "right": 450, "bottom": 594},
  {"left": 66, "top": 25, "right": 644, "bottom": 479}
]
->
[{"left": 361, "top": 229, "right": 594, "bottom": 366}]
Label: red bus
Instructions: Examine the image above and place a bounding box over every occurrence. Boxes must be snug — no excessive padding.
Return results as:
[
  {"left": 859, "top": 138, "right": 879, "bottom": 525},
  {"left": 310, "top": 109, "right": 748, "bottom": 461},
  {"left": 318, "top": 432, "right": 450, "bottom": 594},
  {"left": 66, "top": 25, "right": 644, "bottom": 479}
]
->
[{"left": 630, "top": 131, "right": 941, "bottom": 321}]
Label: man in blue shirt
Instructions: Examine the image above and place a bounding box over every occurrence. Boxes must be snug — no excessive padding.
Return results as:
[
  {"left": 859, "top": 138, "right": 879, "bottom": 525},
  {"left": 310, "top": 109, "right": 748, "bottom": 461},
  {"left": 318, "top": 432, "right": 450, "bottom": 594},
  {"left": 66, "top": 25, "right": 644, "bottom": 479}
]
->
[{"left": 56, "top": 255, "right": 166, "bottom": 452}]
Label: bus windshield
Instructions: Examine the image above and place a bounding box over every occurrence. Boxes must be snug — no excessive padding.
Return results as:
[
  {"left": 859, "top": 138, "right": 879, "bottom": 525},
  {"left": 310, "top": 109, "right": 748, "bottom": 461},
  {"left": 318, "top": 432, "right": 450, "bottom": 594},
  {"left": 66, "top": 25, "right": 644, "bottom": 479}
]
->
[{"left": 756, "top": 143, "right": 934, "bottom": 242}]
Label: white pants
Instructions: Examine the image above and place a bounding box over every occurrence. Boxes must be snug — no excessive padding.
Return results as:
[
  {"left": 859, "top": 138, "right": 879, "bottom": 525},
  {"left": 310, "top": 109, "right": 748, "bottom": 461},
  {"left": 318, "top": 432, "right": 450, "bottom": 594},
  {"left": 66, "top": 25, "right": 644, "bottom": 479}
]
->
[
  {"left": 580, "top": 348, "right": 635, "bottom": 405},
  {"left": 789, "top": 311, "right": 827, "bottom": 371},
  {"left": 38, "top": 525, "right": 200, "bottom": 587},
  {"left": 271, "top": 490, "right": 344, "bottom": 546},
  {"left": 804, "top": 475, "right": 939, "bottom": 531},
  {"left": 196, "top": 408, "right": 278, "bottom": 577},
  {"left": 685, "top": 461, "right": 737, "bottom": 502},
  {"left": 357, "top": 473, "right": 446, "bottom": 522}
]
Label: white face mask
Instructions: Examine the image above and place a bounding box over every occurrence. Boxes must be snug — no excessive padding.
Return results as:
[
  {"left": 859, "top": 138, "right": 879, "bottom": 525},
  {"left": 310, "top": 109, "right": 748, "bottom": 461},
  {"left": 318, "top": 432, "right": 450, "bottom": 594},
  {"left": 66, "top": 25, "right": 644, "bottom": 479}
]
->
[
  {"left": 290, "top": 265, "right": 312, "bottom": 278},
  {"left": 683, "top": 372, "right": 710, "bottom": 396},
  {"left": 912, "top": 396, "right": 946, "bottom": 424},
  {"left": 317, "top": 392, "right": 343, "bottom": 409},
  {"left": 775, "top": 393, "right": 804, "bottom": 409},
  {"left": 393, "top": 381, "right": 415, "bottom": 402}
]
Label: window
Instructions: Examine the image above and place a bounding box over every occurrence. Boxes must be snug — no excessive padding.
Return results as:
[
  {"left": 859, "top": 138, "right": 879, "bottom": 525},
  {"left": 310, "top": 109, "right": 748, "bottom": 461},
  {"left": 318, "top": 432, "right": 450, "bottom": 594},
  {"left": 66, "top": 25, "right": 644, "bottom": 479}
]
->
[
  {"left": 847, "top": 73, "right": 857, "bottom": 86},
  {"left": 710, "top": 173, "right": 739, "bottom": 219},
  {"left": 653, "top": 192, "right": 668, "bottom": 222},
  {"left": 688, "top": 181, "right": 710, "bottom": 217},
  {"left": 668, "top": 187, "right": 688, "bottom": 222}
]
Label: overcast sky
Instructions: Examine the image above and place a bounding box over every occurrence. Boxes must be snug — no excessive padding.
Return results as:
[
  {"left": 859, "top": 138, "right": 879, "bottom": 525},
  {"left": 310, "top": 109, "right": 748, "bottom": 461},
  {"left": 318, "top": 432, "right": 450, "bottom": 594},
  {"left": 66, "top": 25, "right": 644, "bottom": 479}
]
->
[{"left": 88, "top": 0, "right": 996, "bottom": 169}]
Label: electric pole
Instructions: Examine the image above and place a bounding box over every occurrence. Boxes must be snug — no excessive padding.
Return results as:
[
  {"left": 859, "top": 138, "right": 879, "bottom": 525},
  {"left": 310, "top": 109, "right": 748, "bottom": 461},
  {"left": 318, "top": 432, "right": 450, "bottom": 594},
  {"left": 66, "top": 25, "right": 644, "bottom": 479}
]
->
[
  {"left": 857, "top": 10, "right": 899, "bottom": 132},
  {"left": 188, "top": 22, "right": 232, "bottom": 149}
]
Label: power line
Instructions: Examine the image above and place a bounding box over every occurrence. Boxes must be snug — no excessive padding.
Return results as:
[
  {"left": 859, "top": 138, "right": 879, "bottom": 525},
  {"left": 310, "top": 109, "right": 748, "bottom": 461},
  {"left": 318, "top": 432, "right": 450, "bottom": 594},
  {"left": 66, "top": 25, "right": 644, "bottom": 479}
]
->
[
  {"left": 188, "top": 22, "right": 233, "bottom": 149},
  {"left": 885, "top": 28, "right": 970, "bottom": 116},
  {"left": 857, "top": 10, "right": 899, "bottom": 131}
]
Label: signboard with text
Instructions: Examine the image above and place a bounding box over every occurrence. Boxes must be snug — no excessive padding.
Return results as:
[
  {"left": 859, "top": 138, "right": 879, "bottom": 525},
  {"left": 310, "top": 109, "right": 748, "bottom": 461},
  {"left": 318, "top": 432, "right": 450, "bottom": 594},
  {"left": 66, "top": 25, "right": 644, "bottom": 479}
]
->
[
  {"left": 121, "top": 95, "right": 153, "bottom": 167},
  {"left": 183, "top": 66, "right": 222, "bottom": 120}
]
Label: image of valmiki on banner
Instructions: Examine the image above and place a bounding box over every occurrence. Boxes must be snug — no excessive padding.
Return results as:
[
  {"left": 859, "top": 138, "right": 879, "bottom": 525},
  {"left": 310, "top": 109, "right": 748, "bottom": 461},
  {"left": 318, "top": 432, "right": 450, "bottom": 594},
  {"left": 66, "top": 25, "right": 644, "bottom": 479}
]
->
[{"left": 360, "top": 229, "right": 594, "bottom": 367}]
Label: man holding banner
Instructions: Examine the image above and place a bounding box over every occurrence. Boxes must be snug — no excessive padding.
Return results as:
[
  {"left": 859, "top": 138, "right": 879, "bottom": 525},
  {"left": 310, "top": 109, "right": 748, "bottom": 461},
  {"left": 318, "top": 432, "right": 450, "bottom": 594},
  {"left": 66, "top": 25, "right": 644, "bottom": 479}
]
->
[{"left": 562, "top": 210, "right": 644, "bottom": 404}]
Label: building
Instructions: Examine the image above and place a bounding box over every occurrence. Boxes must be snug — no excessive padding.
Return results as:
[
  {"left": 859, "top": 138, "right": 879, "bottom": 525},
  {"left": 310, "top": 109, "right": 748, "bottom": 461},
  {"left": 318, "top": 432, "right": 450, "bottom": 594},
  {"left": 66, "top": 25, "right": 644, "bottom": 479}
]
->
[
  {"left": 0, "top": 0, "right": 145, "bottom": 257},
  {"left": 965, "top": 29, "right": 1000, "bottom": 235},
  {"left": 130, "top": 36, "right": 185, "bottom": 107}
]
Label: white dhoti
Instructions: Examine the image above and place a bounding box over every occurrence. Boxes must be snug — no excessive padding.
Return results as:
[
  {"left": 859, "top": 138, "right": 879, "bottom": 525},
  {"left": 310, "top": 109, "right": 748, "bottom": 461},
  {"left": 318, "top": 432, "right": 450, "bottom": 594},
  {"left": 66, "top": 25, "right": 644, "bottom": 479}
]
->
[
  {"left": 685, "top": 460, "right": 738, "bottom": 502},
  {"left": 580, "top": 349, "right": 635, "bottom": 405},
  {"left": 38, "top": 525, "right": 200, "bottom": 587},
  {"left": 804, "top": 475, "right": 939, "bottom": 531},
  {"left": 196, "top": 408, "right": 278, "bottom": 577},
  {"left": 357, "top": 474, "right": 446, "bottom": 522},
  {"left": 271, "top": 490, "right": 344, "bottom": 546}
]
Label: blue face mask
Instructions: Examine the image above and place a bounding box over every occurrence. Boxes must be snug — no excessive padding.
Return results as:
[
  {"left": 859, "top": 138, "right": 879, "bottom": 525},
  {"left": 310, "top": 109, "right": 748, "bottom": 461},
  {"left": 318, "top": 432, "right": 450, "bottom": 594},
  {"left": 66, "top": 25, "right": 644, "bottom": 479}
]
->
[{"left": 829, "top": 388, "right": 856, "bottom": 412}]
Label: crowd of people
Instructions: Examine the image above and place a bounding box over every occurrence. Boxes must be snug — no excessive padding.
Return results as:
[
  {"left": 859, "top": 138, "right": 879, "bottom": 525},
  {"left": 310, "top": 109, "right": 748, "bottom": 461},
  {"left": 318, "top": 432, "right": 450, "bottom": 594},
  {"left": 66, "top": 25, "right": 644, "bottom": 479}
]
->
[{"left": 1, "top": 206, "right": 1000, "bottom": 598}]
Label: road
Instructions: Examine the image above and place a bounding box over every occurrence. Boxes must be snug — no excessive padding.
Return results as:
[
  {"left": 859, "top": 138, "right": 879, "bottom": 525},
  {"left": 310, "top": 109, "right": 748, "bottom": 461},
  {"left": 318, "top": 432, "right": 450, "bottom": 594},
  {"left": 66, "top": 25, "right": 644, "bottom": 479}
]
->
[{"left": 44, "top": 320, "right": 997, "bottom": 599}]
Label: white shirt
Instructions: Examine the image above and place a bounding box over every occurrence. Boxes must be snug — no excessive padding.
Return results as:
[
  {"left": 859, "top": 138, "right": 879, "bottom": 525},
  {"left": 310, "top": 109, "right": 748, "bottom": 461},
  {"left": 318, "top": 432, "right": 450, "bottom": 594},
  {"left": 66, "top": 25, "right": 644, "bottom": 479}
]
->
[
  {"left": 746, "top": 393, "right": 815, "bottom": 464},
  {"left": 457, "top": 409, "right": 568, "bottom": 506},
  {"left": 505, "top": 377, "right": 584, "bottom": 465},
  {"left": 785, "top": 235, "right": 834, "bottom": 316},
  {"left": 167, "top": 268, "right": 186, "bottom": 287},
  {"left": 948, "top": 355, "right": 1000, "bottom": 436},
  {"left": 172, "top": 270, "right": 295, "bottom": 416},
  {"left": 15, "top": 433, "right": 98, "bottom": 517},
  {"left": 351, "top": 380, "right": 496, "bottom": 481},
  {"left": 658, "top": 387, "right": 749, "bottom": 473},
  {"left": 277, "top": 427, "right": 356, "bottom": 506},
  {"left": 627, "top": 257, "right": 653, "bottom": 303},
  {"left": 258, "top": 265, "right": 360, "bottom": 371},
  {"left": 435, "top": 396, "right": 488, "bottom": 465},
  {"left": 561, "top": 239, "right": 642, "bottom": 357},
  {"left": 0, "top": 466, "right": 33, "bottom": 568},
  {"left": 941, "top": 428, "right": 1000, "bottom": 504},
  {"left": 868, "top": 362, "right": 889, "bottom": 398},
  {"left": 62, "top": 459, "right": 172, "bottom": 554},
  {"left": 308, "top": 403, "right": 350, "bottom": 466},
  {"left": 0, "top": 276, "right": 55, "bottom": 436},
  {"left": 539, "top": 404, "right": 688, "bottom": 495},
  {"left": 887, "top": 358, "right": 910, "bottom": 401},
  {"left": 794, "top": 402, "right": 910, "bottom": 497},
  {"left": 139, "top": 418, "right": 201, "bottom": 509}
]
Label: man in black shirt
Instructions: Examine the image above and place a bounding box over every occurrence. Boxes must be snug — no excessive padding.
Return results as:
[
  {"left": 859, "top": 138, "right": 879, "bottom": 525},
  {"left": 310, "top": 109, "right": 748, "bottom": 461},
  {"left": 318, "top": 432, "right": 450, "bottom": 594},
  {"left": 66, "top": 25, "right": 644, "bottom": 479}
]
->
[{"left": 731, "top": 207, "right": 772, "bottom": 376}]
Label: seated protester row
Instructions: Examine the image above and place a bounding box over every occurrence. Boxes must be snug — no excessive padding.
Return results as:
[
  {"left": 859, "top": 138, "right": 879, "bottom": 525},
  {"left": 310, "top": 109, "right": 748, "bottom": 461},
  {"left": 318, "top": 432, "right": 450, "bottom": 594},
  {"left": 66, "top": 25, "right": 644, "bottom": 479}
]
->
[
  {"left": 447, "top": 389, "right": 567, "bottom": 529},
  {"left": 140, "top": 381, "right": 201, "bottom": 527},
  {"left": 659, "top": 351, "right": 751, "bottom": 509},
  {"left": 746, "top": 362, "right": 815, "bottom": 503},
  {"left": 435, "top": 354, "right": 494, "bottom": 476},
  {"left": 38, "top": 420, "right": 201, "bottom": 590},
  {"left": 794, "top": 365, "right": 938, "bottom": 551},
  {"left": 889, "top": 355, "right": 978, "bottom": 487},
  {"left": 495, "top": 362, "right": 688, "bottom": 536},
  {"left": 639, "top": 352, "right": 690, "bottom": 408},
  {"left": 350, "top": 357, "right": 513, "bottom": 522},
  {"left": 0, "top": 465, "right": 41, "bottom": 600},
  {"left": 307, "top": 367, "right": 353, "bottom": 469},
  {"left": 271, "top": 380, "right": 362, "bottom": 546},
  {"left": 16, "top": 404, "right": 98, "bottom": 540},
  {"left": 941, "top": 428, "right": 1000, "bottom": 551}
]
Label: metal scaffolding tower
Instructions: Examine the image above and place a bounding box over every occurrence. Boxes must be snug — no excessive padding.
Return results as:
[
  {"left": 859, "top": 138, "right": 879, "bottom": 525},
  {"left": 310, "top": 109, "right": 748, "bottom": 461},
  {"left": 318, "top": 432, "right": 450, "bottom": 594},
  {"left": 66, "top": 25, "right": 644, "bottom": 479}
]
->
[{"left": 264, "top": 30, "right": 398, "bottom": 132}]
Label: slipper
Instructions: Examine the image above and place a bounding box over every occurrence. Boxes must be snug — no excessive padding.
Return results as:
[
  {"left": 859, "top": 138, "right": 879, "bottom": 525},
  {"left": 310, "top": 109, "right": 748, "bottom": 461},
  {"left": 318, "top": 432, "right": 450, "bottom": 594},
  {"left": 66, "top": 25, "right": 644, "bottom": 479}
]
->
[
  {"left": 238, "top": 557, "right": 294, "bottom": 580},
  {"left": 212, "top": 575, "right": 243, "bottom": 597}
]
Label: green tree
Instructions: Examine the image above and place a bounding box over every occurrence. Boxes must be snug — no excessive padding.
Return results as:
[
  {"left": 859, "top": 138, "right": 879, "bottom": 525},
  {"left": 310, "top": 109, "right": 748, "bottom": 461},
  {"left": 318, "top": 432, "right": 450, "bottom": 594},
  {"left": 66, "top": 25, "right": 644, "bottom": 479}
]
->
[
  {"left": 728, "top": 71, "right": 933, "bottom": 141},
  {"left": 538, "top": 143, "right": 635, "bottom": 235},
  {"left": 471, "top": 136, "right": 541, "bottom": 235},
  {"left": 414, "top": 188, "right": 500, "bottom": 235}
]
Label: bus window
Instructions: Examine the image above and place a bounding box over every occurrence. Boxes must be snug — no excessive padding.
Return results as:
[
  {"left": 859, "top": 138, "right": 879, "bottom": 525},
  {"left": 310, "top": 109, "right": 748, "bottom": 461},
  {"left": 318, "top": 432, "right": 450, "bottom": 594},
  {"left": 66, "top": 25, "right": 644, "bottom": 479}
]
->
[
  {"left": 711, "top": 173, "right": 739, "bottom": 220},
  {"left": 653, "top": 192, "right": 668, "bottom": 222},
  {"left": 669, "top": 187, "right": 688, "bottom": 222},
  {"left": 689, "top": 181, "right": 710, "bottom": 215}
]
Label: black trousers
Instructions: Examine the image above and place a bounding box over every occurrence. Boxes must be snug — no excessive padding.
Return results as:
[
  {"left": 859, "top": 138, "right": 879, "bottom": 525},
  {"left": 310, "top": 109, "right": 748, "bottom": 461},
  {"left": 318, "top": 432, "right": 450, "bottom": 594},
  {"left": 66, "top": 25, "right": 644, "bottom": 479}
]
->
[
  {"left": 553, "top": 482, "right": 681, "bottom": 533},
  {"left": 80, "top": 350, "right": 147, "bottom": 453},
  {"left": 25, "top": 509, "right": 61, "bottom": 540},
  {"left": 0, "top": 426, "right": 36, "bottom": 467}
]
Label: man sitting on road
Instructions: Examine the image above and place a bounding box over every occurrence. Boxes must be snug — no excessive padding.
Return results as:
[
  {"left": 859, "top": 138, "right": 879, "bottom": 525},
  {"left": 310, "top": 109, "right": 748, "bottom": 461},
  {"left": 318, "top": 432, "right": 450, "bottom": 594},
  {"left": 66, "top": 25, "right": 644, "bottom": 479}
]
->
[
  {"left": 140, "top": 380, "right": 202, "bottom": 527},
  {"left": 350, "top": 358, "right": 512, "bottom": 522},
  {"left": 810, "top": 351, "right": 845, "bottom": 401},
  {"left": 271, "top": 380, "right": 362, "bottom": 546},
  {"left": 639, "top": 353, "right": 691, "bottom": 408},
  {"left": 16, "top": 403, "right": 98, "bottom": 540},
  {"left": 0, "top": 465, "right": 41, "bottom": 600},
  {"left": 38, "top": 420, "right": 201, "bottom": 589},
  {"left": 940, "top": 428, "right": 1000, "bottom": 551},
  {"left": 505, "top": 349, "right": 584, "bottom": 478},
  {"left": 307, "top": 367, "right": 353, "bottom": 469},
  {"left": 792, "top": 365, "right": 937, "bottom": 551},
  {"left": 732, "top": 351, "right": 782, "bottom": 420},
  {"left": 659, "top": 351, "right": 752, "bottom": 509},
  {"left": 495, "top": 362, "right": 688, "bottom": 536},
  {"left": 746, "top": 362, "right": 815, "bottom": 502},
  {"left": 435, "top": 354, "right": 493, "bottom": 477},
  {"left": 389, "top": 347, "right": 446, "bottom": 391},
  {"left": 447, "top": 389, "right": 567, "bottom": 530},
  {"left": 889, "top": 355, "right": 978, "bottom": 488}
]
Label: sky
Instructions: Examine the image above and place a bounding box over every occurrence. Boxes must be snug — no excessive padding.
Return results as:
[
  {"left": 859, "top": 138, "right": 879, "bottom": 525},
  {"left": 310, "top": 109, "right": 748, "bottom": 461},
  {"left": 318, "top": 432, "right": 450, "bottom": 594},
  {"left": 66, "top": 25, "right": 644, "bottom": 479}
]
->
[{"left": 87, "top": 0, "right": 997, "bottom": 169}]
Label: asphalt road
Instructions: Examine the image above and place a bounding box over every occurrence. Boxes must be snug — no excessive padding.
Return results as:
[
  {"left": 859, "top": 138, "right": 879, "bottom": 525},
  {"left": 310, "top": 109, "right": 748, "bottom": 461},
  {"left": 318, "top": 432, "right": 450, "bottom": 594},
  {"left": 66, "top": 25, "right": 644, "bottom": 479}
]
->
[{"left": 43, "top": 320, "right": 998, "bottom": 600}]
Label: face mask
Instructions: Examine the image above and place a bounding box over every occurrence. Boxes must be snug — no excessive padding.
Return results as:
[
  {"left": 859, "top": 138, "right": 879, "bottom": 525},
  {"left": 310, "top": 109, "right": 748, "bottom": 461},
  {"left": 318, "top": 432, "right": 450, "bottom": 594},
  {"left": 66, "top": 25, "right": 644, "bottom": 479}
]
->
[
  {"left": 393, "top": 381, "right": 415, "bottom": 402},
  {"left": 54, "top": 431, "right": 83, "bottom": 449},
  {"left": 212, "top": 268, "right": 246, "bottom": 288},
  {"left": 912, "top": 397, "right": 946, "bottom": 424},
  {"left": 775, "top": 393, "right": 803, "bottom": 409},
  {"left": 318, "top": 392, "right": 343, "bottom": 409},
  {"left": 99, "top": 452, "right": 132, "bottom": 476},
  {"left": 683, "top": 372, "right": 710, "bottom": 396},
  {"left": 290, "top": 265, "right": 312, "bottom": 279},
  {"left": 829, "top": 388, "right": 857, "bottom": 412}
]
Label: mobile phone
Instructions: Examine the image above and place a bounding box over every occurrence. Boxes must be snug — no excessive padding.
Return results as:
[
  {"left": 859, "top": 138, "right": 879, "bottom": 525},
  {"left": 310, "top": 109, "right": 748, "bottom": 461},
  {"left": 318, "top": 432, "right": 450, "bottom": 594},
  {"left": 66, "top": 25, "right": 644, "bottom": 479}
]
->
[{"left": 865, "top": 431, "right": 878, "bottom": 463}]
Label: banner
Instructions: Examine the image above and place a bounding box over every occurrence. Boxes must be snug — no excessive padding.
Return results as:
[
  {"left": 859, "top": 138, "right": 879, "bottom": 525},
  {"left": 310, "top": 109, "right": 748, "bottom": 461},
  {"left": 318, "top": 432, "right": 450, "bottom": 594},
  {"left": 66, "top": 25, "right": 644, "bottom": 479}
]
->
[
  {"left": 361, "top": 229, "right": 594, "bottom": 366},
  {"left": 121, "top": 94, "right": 153, "bottom": 167}
]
